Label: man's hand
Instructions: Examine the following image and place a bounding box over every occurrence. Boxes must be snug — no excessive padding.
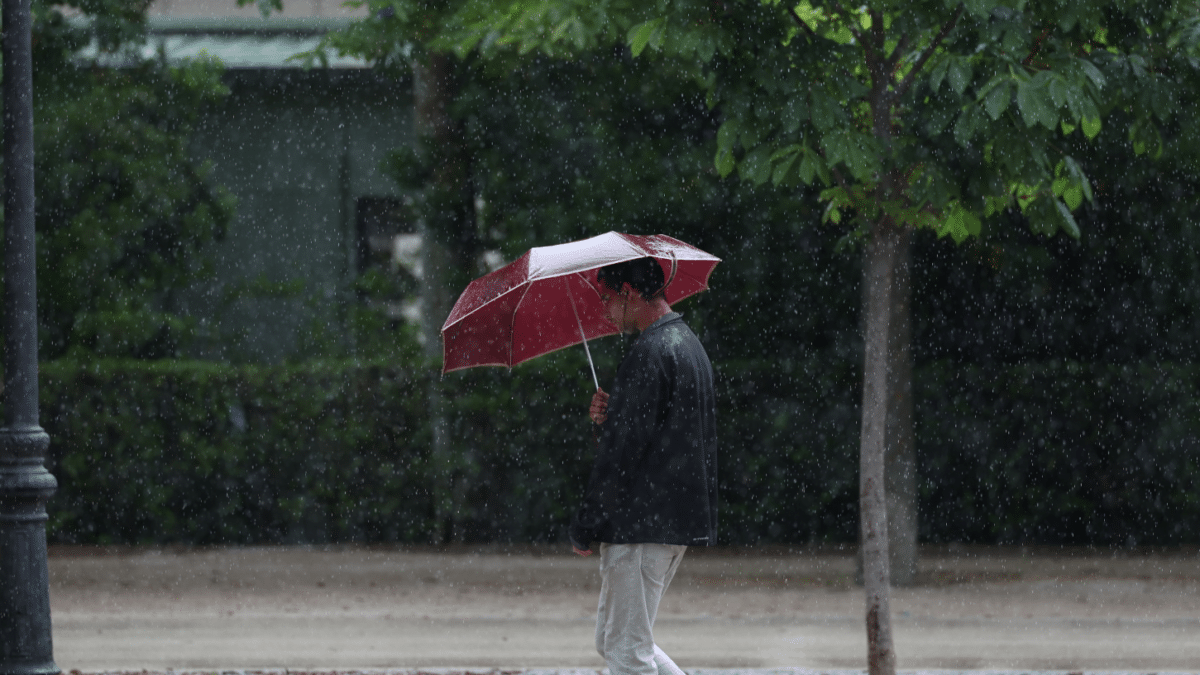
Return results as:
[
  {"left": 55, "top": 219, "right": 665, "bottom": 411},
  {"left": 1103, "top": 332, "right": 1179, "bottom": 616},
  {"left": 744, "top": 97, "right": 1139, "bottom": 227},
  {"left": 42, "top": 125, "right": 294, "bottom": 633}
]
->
[
  {"left": 572, "top": 545, "right": 593, "bottom": 556},
  {"left": 589, "top": 387, "right": 609, "bottom": 425}
]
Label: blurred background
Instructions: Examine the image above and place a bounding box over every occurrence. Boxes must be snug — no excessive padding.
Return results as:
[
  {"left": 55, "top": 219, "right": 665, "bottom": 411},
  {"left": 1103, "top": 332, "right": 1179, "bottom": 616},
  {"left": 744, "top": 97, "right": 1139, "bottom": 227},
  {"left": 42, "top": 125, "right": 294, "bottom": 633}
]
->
[{"left": 21, "top": 0, "right": 1200, "bottom": 552}]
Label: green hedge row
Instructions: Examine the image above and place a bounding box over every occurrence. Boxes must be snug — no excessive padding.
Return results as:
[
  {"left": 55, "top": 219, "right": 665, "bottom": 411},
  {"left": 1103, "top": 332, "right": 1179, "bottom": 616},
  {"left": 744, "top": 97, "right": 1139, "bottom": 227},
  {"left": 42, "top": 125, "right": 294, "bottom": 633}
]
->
[
  {"left": 916, "top": 361, "right": 1200, "bottom": 546},
  {"left": 44, "top": 359, "right": 433, "bottom": 543},
  {"left": 41, "top": 356, "right": 599, "bottom": 545},
  {"left": 37, "top": 357, "right": 1200, "bottom": 546}
]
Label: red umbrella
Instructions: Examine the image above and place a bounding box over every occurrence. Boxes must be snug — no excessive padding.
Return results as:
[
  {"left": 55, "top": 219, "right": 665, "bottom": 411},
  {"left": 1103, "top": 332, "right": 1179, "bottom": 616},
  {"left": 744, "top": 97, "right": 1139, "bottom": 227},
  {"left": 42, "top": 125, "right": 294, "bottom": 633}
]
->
[{"left": 440, "top": 232, "right": 720, "bottom": 385}]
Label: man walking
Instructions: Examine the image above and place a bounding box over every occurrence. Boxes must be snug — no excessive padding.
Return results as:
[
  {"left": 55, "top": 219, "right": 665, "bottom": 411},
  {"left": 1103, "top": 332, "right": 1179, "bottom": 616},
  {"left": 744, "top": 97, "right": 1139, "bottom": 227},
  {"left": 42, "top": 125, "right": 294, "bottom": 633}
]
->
[{"left": 569, "top": 256, "right": 718, "bottom": 675}]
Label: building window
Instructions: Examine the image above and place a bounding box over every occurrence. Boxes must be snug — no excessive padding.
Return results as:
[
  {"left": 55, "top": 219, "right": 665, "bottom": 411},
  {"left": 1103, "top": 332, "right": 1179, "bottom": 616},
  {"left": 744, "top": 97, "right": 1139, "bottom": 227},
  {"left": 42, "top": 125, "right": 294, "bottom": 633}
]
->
[{"left": 355, "top": 196, "right": 420, "bottom": 322}]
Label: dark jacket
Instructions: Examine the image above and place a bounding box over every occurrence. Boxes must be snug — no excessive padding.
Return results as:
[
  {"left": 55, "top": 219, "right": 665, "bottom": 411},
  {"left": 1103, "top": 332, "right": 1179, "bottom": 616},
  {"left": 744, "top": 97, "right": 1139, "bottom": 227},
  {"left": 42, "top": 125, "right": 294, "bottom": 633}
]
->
[{"left": 570, "top": 312, "right": 717, "bottom": 548}]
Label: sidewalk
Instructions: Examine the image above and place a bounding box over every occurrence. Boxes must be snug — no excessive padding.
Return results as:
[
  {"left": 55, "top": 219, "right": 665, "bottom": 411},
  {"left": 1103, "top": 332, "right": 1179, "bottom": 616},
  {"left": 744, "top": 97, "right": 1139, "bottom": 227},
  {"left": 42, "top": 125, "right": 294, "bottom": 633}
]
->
[
  {"left": 58, "top": 671, "right": 1200, "bottom": 675},
  {"left": 49, "top": 545, "right": 1200, "bottom": 672}
]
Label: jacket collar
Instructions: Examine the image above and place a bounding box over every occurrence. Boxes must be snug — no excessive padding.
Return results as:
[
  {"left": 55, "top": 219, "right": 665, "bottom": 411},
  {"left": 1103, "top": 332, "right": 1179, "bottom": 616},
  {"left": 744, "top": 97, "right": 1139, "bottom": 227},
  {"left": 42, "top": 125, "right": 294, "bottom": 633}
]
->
[{"left": 636, "top": 312, "right": 682, "bottom": 342}]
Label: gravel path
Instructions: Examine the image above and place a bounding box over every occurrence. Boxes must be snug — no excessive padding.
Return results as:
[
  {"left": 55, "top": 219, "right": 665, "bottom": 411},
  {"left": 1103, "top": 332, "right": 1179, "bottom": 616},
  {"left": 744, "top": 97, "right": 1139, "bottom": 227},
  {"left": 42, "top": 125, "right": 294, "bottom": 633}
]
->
[{"left": 49, "top": 545, "right": 1200, "bottom": 672}]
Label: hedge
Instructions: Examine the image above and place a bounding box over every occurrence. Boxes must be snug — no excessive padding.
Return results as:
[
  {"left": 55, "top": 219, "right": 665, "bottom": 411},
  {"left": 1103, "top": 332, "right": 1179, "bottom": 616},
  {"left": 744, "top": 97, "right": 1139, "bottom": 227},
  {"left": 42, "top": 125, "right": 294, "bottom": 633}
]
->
[
  {"left": 35, "top": 356, "right": 1200, "bottom": 546},
  {"left": 916, "top": 360, "right": 1200, "bottom": 545}
]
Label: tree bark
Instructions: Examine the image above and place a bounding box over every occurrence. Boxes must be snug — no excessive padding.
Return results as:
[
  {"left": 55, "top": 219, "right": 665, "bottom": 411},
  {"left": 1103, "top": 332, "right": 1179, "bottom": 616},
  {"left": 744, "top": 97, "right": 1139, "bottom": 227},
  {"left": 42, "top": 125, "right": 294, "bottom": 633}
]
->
[
  {"left": 868, "top": 6, "right": 966, "bottom": 588},
  {"left": 860, "top": 216, "right": 901, "bottom": 675},
  {"left": 855, "top": 226, "right": 917, "bottom": 587},
  {"left": 856, "top": 37, "right": 916, "bottom": 674},
  {"left": 884, "top": 228, "right": 917, "bottom": 586},
  {"left": 413, "top": 53, "right": 460, "bottom": 350},
  {"left": 413, "top": 53, "right": 471, "bottom": 543}
]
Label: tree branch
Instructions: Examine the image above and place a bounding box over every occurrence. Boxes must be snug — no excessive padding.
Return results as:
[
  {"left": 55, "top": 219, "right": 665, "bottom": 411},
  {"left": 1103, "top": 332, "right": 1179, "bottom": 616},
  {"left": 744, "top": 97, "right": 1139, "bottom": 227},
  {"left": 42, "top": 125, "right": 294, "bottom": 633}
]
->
[
  {"left": 831, "top": 2, "right": 869, "bottom": 51},
  {"left": 870, "top": 8, "right": 887, "bottom": 53},
  {"left": 1023, "top": 26, "right": 1052, "bottom": 67},
  {"left": 889, "top": 34, "right": 912, "bottom": 73},
  {"left": 831, "top": 1, "right": 880, "bottom": 91},
  {"left": 893, "top": 3, "right": 965, "bottom": 100},
  {"left": 788, "top": 6, "right": 819, "bottom": 41}
]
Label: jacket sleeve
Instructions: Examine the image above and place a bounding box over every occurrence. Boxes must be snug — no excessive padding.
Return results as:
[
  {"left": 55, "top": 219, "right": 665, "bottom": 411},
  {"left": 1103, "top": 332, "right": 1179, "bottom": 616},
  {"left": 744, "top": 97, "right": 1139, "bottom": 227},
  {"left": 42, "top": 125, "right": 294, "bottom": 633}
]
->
[{"left": 570, "top": 343, "right": 665, "bottom": 547}]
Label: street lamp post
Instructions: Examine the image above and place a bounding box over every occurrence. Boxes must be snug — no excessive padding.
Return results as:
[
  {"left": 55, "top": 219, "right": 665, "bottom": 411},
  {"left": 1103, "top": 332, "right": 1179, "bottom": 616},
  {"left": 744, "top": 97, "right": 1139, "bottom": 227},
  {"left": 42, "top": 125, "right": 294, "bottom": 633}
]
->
[{"left": 0, "top": 0, "right": 60, "bottom": 673}]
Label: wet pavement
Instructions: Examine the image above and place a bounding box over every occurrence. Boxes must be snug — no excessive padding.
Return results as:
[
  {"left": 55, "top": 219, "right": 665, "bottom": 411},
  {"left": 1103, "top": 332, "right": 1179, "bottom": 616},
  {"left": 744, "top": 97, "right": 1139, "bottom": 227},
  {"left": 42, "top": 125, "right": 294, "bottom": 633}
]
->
[
  {"left": 49, "top": 545, "right": 1200, "bottom": 672},
  {"left": 62, "top": 671, "right": 1200, "bottom": 675}
]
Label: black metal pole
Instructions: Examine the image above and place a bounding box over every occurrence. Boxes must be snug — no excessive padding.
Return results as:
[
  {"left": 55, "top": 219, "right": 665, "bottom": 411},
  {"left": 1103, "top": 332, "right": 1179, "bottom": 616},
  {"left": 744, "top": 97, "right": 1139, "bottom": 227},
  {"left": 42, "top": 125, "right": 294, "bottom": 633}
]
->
[{"left": 0, "top": 0, "right": 59, "bottom": 672}]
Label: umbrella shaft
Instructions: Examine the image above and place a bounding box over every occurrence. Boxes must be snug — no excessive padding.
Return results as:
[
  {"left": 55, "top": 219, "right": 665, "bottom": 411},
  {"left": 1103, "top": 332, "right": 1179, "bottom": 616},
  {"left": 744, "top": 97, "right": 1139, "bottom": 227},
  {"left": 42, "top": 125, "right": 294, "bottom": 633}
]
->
[
  {"left": 581, "top": 332, "right": 599, "bottom": 390},
  {"left": 567, "top": 283, "right": 600, "bottom": 390}
]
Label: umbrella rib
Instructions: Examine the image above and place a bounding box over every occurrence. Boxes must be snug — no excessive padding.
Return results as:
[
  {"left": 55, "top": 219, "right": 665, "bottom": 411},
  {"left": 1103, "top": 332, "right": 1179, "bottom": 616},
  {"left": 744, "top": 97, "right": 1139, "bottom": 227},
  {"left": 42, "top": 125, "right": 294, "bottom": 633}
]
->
[
  {"left": 567, "top": 275, "right": 600, "bottom": 390},
  {"left": 508, "top": 282, "right": 535, "bottom": 367},
  {"left": 442, "top": 282, "right": 526, "bottom": 332},
  {"left": 575, "top": 270, "right": 604, "bottom": 299}
]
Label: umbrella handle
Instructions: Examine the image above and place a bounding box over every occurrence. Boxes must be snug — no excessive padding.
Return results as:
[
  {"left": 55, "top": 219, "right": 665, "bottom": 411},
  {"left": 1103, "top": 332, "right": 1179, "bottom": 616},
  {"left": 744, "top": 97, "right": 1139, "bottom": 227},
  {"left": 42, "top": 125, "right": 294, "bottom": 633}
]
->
[
  {"left": 567, "top": 283, "right": 600, "bottom": 390},
  {"left": 654, "top": 250, "right": 678, "bottom": 300}
]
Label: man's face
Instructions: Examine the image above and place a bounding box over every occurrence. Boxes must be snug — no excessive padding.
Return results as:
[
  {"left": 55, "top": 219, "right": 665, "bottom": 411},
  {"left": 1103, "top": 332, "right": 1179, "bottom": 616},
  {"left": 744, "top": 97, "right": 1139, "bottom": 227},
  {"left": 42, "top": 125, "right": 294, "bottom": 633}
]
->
[{"left": 599, "top": 284, "right": 632, "bottom": 333}]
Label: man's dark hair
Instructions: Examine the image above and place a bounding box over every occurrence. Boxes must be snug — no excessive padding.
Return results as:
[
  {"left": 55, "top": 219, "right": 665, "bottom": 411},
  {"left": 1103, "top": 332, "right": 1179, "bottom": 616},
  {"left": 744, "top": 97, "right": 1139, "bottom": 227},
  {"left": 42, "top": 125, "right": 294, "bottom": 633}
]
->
[{"left": 597, "top": 257, "right": 665, "bottom": 299}]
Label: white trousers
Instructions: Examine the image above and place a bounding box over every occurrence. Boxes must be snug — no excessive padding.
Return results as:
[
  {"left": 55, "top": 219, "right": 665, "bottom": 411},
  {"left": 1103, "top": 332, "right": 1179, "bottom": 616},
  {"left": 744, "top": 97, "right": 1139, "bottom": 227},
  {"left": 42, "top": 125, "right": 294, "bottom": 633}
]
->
[{"left": 595, "top": 542, "right": 688, "bottom": 675}]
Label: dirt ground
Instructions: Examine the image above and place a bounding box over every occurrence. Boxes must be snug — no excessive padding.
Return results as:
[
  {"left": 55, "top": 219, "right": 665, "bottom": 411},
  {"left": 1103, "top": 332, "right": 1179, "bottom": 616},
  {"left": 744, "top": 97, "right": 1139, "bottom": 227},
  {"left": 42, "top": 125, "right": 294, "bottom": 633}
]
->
[{"left": 48, "top": 544, "right": 1200, "bottom": 671}]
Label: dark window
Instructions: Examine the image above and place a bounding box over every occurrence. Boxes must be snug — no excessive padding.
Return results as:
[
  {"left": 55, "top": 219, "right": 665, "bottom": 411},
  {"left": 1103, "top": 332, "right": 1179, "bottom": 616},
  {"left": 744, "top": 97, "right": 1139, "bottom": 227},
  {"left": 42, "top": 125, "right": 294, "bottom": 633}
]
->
[
  {"left": 354, "top": 196, "right": 419, "bottom": 320},
  {"left": 355, "top": 196, "right": 408, "bottom": 274}
]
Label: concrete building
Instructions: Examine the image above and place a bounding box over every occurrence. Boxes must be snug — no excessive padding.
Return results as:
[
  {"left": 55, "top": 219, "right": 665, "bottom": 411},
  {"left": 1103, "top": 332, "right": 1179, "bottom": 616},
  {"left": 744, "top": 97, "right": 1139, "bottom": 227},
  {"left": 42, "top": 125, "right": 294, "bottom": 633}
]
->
[{"left": 139, "top": 1, "right": 417, "bottom": 361}]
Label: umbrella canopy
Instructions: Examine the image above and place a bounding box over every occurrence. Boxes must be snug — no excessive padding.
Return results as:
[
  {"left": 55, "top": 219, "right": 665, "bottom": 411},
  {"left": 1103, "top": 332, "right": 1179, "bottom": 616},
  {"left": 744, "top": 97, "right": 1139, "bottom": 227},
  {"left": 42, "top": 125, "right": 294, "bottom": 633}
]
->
[{"left": 441, "top": 232, "right": 720, "bottom": 376}]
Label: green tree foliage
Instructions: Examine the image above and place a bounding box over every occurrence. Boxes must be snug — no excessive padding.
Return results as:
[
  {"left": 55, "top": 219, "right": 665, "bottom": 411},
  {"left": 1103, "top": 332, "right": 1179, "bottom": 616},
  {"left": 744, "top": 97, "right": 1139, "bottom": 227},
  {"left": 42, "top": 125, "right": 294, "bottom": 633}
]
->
[
  {"left": 445, "top": 0, "right": 1198, "bottom": 239},
  {"left": 14, "top": 1, "right": 236, "bottom": 360},
  {"left": 916, "top": 49, "right": 1200, "bottom": 364}
]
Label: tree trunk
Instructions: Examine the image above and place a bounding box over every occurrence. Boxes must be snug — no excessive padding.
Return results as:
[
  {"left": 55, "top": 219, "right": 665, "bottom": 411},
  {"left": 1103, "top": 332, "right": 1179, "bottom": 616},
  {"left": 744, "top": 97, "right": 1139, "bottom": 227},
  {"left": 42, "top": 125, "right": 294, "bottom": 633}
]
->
[
  {"left": 413, "top": 53, "right": 460, "bottom": 349},
  {"left": 884, "top": 228, "right": 917, "bottom": 586},
  {"left": 859, "top": 216, "right": 901, "bottom": 675},
  {"left": 855, "top": 225, "right": 917, "bottom": 587},
  {"left": 860, "top": 40, "right": 919, "bottom": 590},
  {"left": 413, "top": 53, "right": 472, "bottom": 543}
]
